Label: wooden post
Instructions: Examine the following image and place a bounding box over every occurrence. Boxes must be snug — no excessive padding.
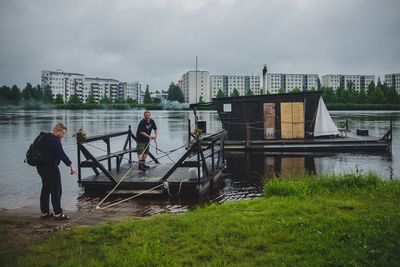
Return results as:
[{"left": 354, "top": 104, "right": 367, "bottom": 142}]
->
[
  {"left": 211, "top": 142, "right": 215, "bottom": 173},
  {"left": 106, "top": 138, "right": 111, "bottom": 171},
  {"left": 197, "top": 137, "right": 201, "bottom": 183},
  {"left": 77, "top": 142, "right": 81, "bottom": 183},
  {"left": 188, "top": 119, "right": 191, "bottom": 143}
]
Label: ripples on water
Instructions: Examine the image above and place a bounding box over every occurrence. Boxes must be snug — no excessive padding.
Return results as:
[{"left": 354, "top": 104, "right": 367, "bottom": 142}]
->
[{"left": 0, "top": 109, "right": 398, "bottom": 217}]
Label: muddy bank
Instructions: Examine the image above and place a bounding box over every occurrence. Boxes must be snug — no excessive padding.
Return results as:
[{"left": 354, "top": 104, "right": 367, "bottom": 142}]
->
[{"left": 0, "top": 206, "right": 141, "bottom": 266}]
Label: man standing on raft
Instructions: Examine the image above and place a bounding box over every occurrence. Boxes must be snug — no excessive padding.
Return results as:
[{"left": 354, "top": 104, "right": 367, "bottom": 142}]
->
[{"left": 136, "top": 111, "right": 158, "bottom": 171}]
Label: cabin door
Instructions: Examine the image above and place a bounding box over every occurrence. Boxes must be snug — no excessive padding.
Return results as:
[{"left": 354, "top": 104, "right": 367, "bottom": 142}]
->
[
  {"left": 263, "top": 103, "right": 275, "bottom": 139},
  {"left": 280, "top": 102, "right": 305, "bottom": 139}
]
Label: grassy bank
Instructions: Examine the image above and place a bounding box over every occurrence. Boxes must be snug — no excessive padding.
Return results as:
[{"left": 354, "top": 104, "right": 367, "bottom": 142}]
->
[{"left": 3, "top": 173, "right": 400, "bottom": 266}]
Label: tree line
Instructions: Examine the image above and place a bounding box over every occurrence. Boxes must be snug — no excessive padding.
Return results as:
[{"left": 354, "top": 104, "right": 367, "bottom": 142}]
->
[
  {"left": 0, "top": 81, "right": 186, "bottom": 107},
  {"left": 0, "top": 83, "right": 53, "bottom": 105},
  {"left": 321, "top": 80, "right": 400, "bottom": 105}
]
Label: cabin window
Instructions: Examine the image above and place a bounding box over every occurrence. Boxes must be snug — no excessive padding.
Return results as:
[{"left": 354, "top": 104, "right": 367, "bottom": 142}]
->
[{"left": 223, "top": 103, "right": 232, "bottom": 112}]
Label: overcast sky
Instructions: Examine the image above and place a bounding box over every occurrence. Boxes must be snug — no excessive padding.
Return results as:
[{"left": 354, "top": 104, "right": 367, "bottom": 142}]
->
[{"left": 0, "top": 0, "right": 399, "bottom": 91}]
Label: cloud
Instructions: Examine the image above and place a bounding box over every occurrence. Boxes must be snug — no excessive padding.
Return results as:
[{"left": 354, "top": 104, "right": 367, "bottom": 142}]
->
[{"left": 0, "top": 0, "right": 399, "bottom": 90}]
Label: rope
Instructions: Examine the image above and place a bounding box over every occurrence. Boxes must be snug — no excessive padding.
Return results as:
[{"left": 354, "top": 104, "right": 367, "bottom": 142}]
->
[
  {"left": 222, "top": 120, "right": 263, "bottom": 125},
  {"left": 96, "top": 142, "right": 150, "bottom": 210},
  {"left": 177, "top": 178, "right": 190, "bottom": 196},
  {"left": 97, "top": 183, "right": 164, "bottom": 210},
  {"left": 164, "top": 181, "right": 171, "bottom": 196},
  {"left": 222, "top": 119, "right": 315, "bottom": 125},
  {"left": 96, "top": 166, "right": 134, "bottom": 209},
  {"left": 85, "top": 142, "right": 139, "bottom": 164},
  {"left": 148, "top": 143, "right": 189, "bottom": 163},
  {"left": 84, "top": 140, "right": 187, "bottom": 164}
]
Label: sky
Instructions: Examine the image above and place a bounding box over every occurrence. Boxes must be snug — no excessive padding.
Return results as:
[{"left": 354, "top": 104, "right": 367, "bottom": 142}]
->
[{"left": 0, "top": 0, "right": 399, "bottom": 91}]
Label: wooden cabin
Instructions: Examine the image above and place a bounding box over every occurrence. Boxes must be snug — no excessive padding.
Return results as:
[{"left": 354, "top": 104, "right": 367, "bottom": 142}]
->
[
  {"left": 208, "top": 92, "right": 391, "bottom": 152},
  {"left": 212, "top": 91, "right": 322, "bottom": 141}
]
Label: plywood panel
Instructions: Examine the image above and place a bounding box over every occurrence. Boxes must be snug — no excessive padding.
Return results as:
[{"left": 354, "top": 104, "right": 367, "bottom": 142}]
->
[
  {"left": 280, "top": 102, "right": 293, "bottom": 139},
  {"left": 292, "top": 102, "right": 304, "bottom": 139},
  {"left": 263, "top": 103, "right": 275, "bottom": 139}
]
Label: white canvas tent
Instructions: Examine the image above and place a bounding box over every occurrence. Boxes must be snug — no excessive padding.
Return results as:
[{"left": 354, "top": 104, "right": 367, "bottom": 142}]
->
[{"left": 313, "top": 97, "right": 339, "bottom": 137}]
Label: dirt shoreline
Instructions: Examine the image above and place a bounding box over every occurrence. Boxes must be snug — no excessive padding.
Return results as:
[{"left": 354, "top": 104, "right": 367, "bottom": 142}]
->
[{"left": 0, "top": 206, "right": 140, "bottom": 265}]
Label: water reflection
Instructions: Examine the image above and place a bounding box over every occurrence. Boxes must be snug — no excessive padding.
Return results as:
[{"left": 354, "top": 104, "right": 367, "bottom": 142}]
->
[{"left": 225, "top": 152, "right": 318, "bottom": 181}]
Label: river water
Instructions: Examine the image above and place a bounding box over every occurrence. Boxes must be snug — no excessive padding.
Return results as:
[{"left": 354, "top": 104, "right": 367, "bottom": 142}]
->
[{"left": 0, "top": 109, "right": 398, "bottom": 215}]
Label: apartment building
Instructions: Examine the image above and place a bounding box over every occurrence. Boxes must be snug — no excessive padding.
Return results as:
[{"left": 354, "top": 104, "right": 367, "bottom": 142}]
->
[
  {"left": 266, "top": 73, "right": 318, "bottom": 94},
  {"left": 41, "top": 70, "right": 142, "bottom": 103},
  {"left": 210, "top": 75, "right": 260, "bottom": 98},
  {"left": 321, "top": 74, "right": 375, "bottom": 91},
  {"left": 182, "top": 71, "right": 210, "bottom": 103},
  {"left": 83, "top": 77, "right": 119, "bottom": 102},
  {"left": 385, "top": 73, "right": 400, "bottom": 94},
  {"left": 41, "top": 70, "right": 85, "bottom": 102},
  {"left": 119, "top": 82, "right": 142, "bottom": 103}
]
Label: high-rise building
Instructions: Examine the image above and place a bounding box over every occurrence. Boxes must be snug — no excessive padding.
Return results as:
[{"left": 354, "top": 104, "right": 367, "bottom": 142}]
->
[
  {"left": 266, "top": 73, "right": 318, "bottom": 94},
  {"left": 41, "top": 70, "right": 141, "bottom": 103},
  {"left": 210, "top": 75, "right": 260, "bottom": 97},
  {"left": 83, "top": 77, "right": 119, "bottom": 102},
  {"left": 119, "top": 82, "right": 142, "bottom": 103},
  {"left": 321, "top": 74, "right": 375, "bottom": 91},
  {"left": 41, "top": 70, "right": 85, "bottom": 102},
  {"left": 182, "top": 71, "right": 210, "bottom": 103},
  {"left": 385, "top": 73, "right": 400, "bottom": 94}
]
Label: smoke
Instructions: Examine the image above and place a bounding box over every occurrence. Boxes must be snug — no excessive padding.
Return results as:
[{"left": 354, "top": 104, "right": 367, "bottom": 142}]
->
[{"left": 160, "top": 99, "right": 189, "bottom": 110}]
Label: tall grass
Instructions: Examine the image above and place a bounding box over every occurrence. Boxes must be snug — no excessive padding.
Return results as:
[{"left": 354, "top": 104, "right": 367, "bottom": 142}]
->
[{"left": 264, "top": 172, "right": 382, "bottom": 197}]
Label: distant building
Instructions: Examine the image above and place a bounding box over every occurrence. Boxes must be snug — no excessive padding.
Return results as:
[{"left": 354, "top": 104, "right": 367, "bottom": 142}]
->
[
  {"left": 150, "top": 91, "right": 168, "bottom": 103},
  {"left": 210, "top": 75, "right": 260, "bottom": 98},
  {"left": 41, "top": 69, "right": 141, "bottom": 103},
  {"left": 266, "top": 73, "right": 318, "bottom": 94},
  {"left": 182, "top": 71, "right": 210, "bottom": 103},
  {"left": 119, "top": 82, "right": 142, "bottom": 103},
  {"left": 83, "top": 77, "right": 119, "bottom": 103},
  {"left": 321, "top": 74, "right": 375, "bottom": 91},
  {"left": 177, "top": 80, "right": 183, "bottom": 91},
  {"left": 385, "top": 73, "right": 400, "bottom": 94},
  {"left": 41, "top": 70, "right": 85, "bottom": 102}
]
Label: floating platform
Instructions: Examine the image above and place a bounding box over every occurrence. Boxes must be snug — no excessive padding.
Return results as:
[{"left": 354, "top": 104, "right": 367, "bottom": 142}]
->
[
  {"left": 81, "top": 161, "right": 224, "bottom": 196},
  {"left": 191, "top": 92, "right": 392, "bottom": 153},
  {"left": 223, "top": 132, "right": 391, "bottom": 152},
  {"left": 76, "top": 127, "right": 227, "bottom": 196}
]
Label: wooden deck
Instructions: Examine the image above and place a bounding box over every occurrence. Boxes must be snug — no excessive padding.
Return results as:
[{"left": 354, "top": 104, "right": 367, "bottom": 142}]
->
[
  {"left": 81, "top": 160, "right": 224, "bottom": 195},
  {"left": 223, "top": 132, "right": 391, "bottom": 152},
  {"left": 77, "top": 128, "right": 227, "bottom": 196}
]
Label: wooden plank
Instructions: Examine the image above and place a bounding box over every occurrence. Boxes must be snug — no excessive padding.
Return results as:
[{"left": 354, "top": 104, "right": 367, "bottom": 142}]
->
[
  {"left": 292, "top": 102, "right": 304, "bottom": 139},
  {"left": 280, "top": 102, "right": 293, "bottom": 139},
  {"left": 263, "top": 103, "right": 275, "bottom": 139}
]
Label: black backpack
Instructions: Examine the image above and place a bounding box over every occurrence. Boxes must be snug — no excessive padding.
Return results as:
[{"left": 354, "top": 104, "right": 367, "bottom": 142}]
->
[{"left": 25, "top": 132, "right": 49, "bottom": 166}]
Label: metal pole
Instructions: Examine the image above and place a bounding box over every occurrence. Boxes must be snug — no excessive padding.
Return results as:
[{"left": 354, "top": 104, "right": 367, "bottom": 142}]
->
[
  {"left": 128, "top": 125, "right": 132, "bottom": 163},
  {"left": 195, "top": 56, "right": 198, "bottom": 103}
]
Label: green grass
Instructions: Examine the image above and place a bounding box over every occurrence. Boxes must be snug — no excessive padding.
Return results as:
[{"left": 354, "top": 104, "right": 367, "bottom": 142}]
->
[{"left": 6, "top": 173, "right": 400, "bottom": 266}]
